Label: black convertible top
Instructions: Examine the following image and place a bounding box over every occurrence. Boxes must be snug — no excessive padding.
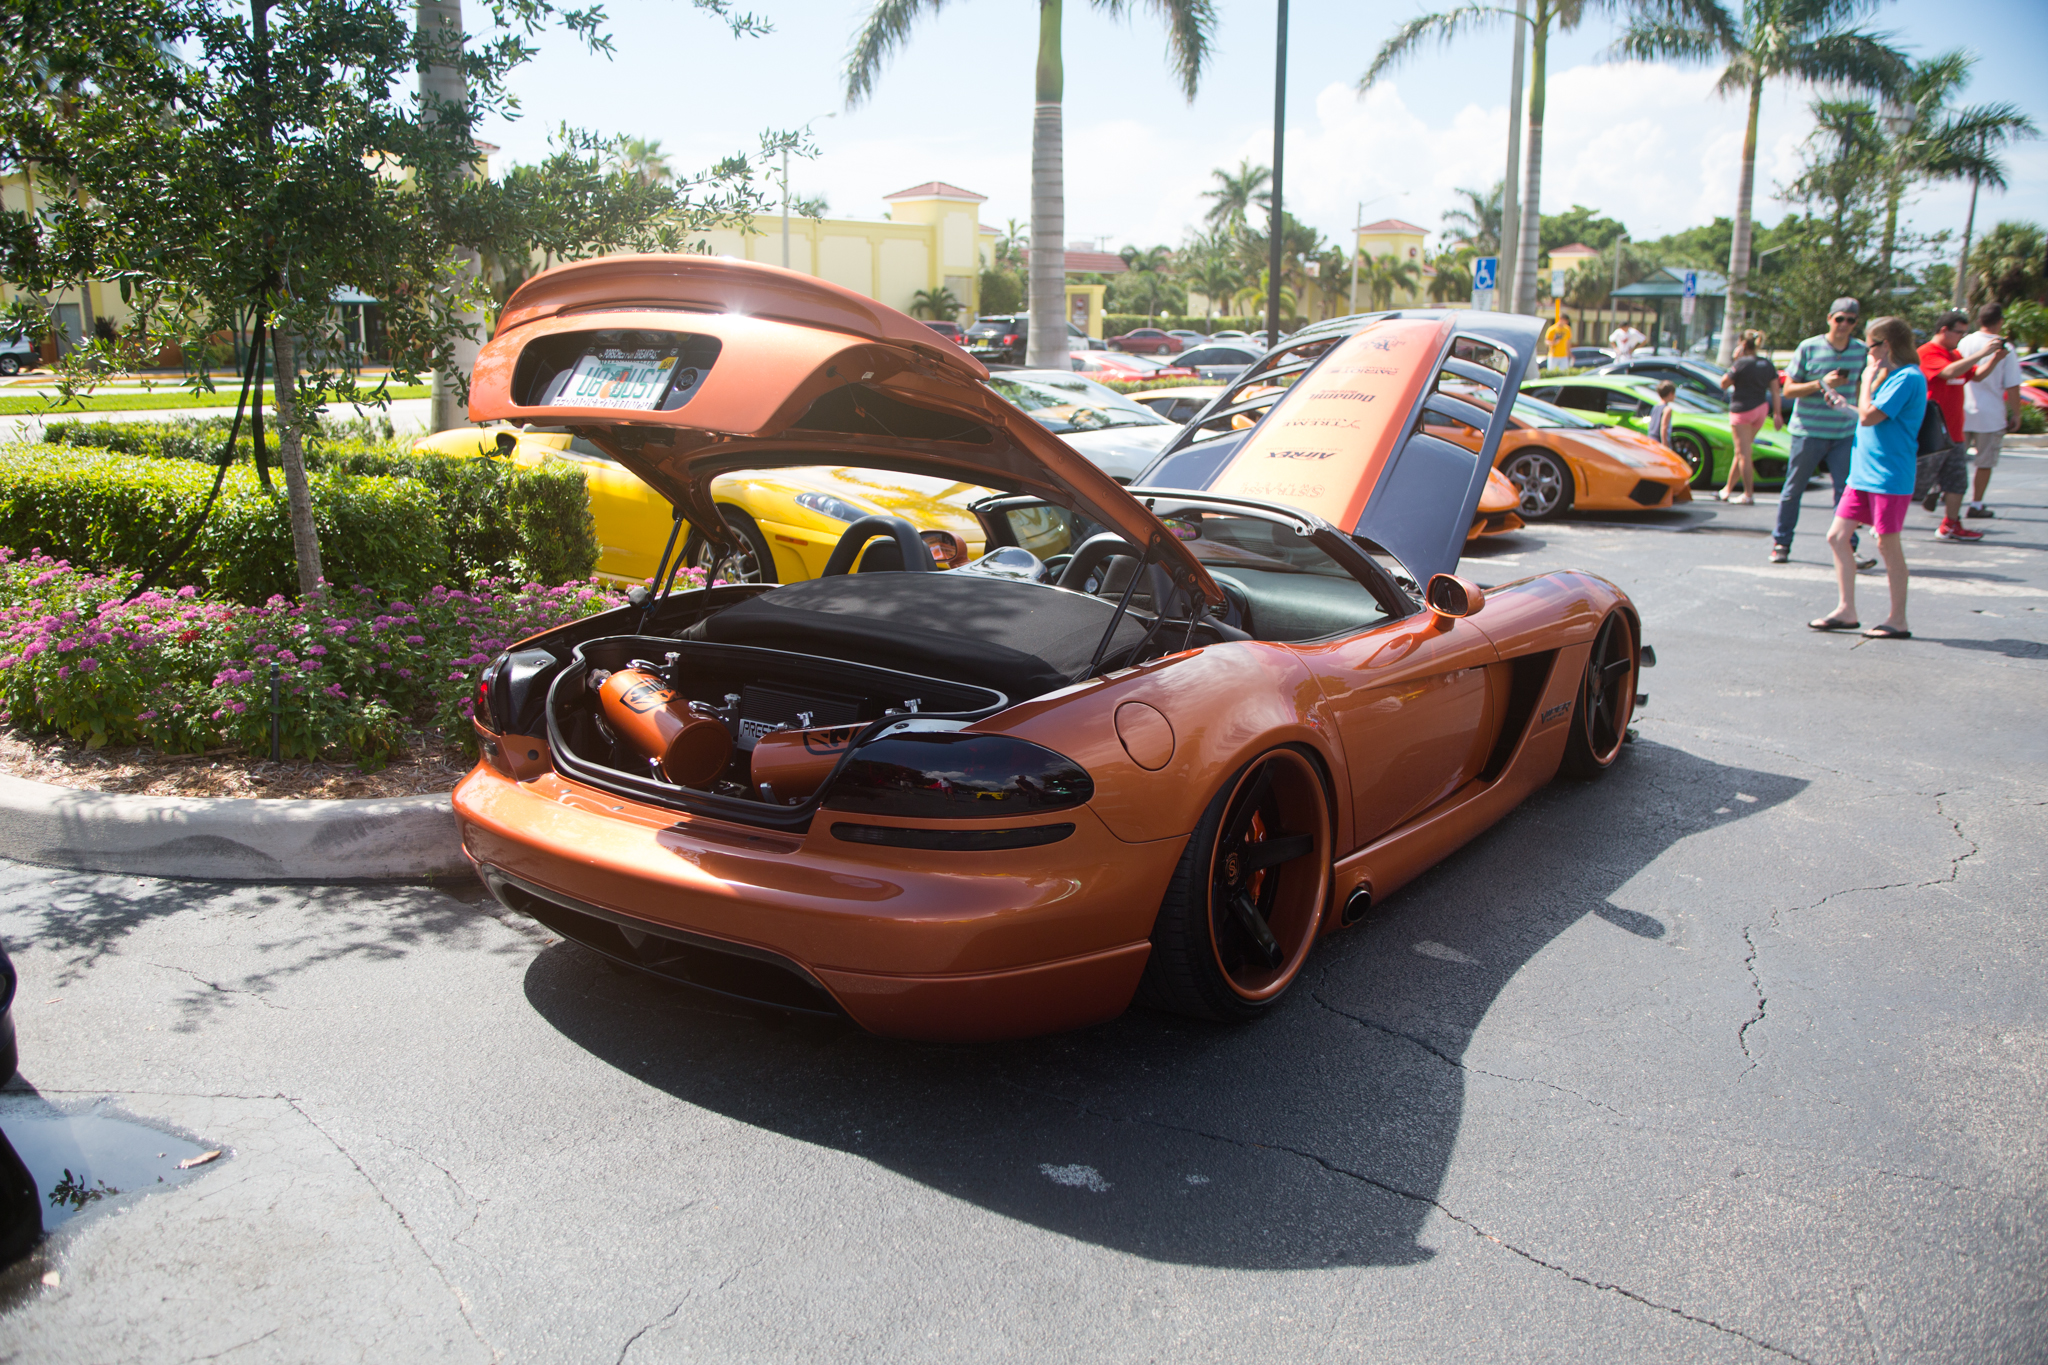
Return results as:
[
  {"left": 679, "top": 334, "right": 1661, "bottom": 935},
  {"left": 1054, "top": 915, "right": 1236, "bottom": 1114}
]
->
[{"left": 693, "top": 573, "right": 1156, "bottom": 700}]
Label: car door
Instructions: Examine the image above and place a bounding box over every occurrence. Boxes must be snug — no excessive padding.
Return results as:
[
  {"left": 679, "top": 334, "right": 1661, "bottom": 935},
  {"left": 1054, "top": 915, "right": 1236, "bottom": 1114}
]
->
[
  {"left": 1296, "top": 611, "right": 1501, "bottom": 850},
  {"left": 547, "top": 437, "right": 683, "bottom": 583}
]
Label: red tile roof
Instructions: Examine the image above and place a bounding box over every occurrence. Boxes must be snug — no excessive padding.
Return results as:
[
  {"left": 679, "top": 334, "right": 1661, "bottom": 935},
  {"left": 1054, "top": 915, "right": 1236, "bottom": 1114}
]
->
[
  {"left": 883, "top": 181, "right": 989, "bottom": 202},
  {"left": 1551, "top": 242, "right": 1599, "bottom": 254},
  {"left": 1357, "top": 218, "right": 1430, "bottom": 234}
]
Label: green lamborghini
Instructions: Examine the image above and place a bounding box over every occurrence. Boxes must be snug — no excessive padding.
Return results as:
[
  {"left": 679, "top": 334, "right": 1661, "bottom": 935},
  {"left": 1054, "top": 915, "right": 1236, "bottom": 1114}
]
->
[{"left": 1523, "top": 374, "right": 1791, "bottom": 490}]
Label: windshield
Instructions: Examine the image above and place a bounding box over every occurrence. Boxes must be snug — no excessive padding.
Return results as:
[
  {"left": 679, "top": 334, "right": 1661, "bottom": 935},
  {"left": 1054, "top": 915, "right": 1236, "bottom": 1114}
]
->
[
  {"left": 987, "top": 373, "right": 1169, "bottom": 433},
  {"left": 1507, "top": 395, "right": 1599, "bottom": 429}
]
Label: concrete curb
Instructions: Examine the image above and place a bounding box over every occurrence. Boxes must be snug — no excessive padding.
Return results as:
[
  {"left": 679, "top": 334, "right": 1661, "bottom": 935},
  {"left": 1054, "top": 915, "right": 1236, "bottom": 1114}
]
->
[{"left": 0, "top": 773, "right": 468, "bottom": 882}]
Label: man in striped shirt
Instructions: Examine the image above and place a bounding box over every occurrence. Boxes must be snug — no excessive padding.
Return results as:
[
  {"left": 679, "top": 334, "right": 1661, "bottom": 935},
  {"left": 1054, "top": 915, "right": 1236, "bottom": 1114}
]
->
[{"left": 1771, "top": 298, "right": 1873, "bottom": 567}]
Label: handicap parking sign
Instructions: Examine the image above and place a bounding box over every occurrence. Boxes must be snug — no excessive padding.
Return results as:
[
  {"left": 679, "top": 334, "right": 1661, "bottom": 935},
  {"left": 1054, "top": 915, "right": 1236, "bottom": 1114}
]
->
[
  {"left": 1473, "top": 257, "right": 1498, "bottom": 292},
  {"left": 1682, "top": 270, "right": 1698, "bottom": 298}
]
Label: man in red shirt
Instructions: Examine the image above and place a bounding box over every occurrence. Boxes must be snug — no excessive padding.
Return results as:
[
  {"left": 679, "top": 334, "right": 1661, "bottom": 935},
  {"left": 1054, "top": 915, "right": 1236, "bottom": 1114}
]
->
[{"left": 1918, "top": 311, "right": 1982, "bottom": 542}]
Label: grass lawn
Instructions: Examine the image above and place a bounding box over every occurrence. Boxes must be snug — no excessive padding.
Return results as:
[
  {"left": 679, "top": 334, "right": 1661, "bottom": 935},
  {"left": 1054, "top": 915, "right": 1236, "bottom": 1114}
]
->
[{"left": 0, "top": 385, "right": 431, "bottom": 416}]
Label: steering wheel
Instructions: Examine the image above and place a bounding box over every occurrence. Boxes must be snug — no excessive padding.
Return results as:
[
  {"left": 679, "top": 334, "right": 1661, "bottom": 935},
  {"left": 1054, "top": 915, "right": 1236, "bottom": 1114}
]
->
[
  {"left": 821, "top": 515, "right": 934, "bottom": 576},
  {"left": 1054, "top": 531, "right": 1144, "bottom": 592}
]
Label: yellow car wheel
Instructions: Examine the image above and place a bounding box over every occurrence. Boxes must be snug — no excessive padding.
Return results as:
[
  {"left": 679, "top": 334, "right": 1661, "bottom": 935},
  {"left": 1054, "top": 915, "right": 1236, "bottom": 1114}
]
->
[{"left": 683, "top": 507, "right": 778, "bottom": 584}]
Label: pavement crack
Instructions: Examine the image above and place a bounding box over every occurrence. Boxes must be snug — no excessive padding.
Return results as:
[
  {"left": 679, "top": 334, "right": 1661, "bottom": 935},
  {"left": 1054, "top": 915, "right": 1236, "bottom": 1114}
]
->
[
  {"left": 181, "top": 1326, "right": 281, "bottom": 1362},
  {"left": 996, "top": 1079, "right": 1811, "bottom": 1363},
  {"left": 1919, "top": 796, "right": 1980, "bottom": 887},
  {"left": 285, "top": 1098, "right": 499, "bottom": 1363},
  {"left": 615, "top": 1294, "right": 690, "bottom": 1365},
  {"left": 1737, "top": 927, "right": 1766, "bottom": 1072},
  {"left": 149, "top": 961, "right": 290, "bottom": 1011},
  {"left": 1310, "top": 992, "right": 1630, "bottom": 1119}
]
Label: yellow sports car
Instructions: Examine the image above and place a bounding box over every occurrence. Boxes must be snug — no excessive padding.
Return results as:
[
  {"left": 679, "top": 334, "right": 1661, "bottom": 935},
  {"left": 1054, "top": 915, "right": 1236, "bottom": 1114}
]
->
[{"left": 411, "top": 426, "right": 988, "bottom": 584}]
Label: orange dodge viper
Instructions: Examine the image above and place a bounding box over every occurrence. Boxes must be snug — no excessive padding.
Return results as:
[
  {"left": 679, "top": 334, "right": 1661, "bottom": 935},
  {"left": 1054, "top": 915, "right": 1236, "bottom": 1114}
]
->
[{"left": 453, "top": 257, "right": 1651, "bottom": 1041}]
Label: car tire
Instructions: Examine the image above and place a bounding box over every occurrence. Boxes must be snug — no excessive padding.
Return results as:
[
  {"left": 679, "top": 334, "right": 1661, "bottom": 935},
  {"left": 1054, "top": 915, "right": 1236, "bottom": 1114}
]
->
[
  {"left": 1502, "top": 449, "right": 1574, "bottom": 520},
  {"left": 1558, "top": 611, "right": 1637, "bottom": 780},
  {"left": 1672, "top": 432, "right": 1715, "bottom": 489},
  {"left": 0, "top": 357, "right": 18, "bottom": 377},
  {"left": 1137, "top": 746, "right": 1331, "bottom": 1023},
  {"left": 682, "top": 506, "right": 778, "bottom": 585}
]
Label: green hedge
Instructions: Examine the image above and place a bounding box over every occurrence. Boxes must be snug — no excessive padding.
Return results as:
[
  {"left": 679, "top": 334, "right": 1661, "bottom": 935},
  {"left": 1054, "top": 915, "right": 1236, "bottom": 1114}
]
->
[
  {"left": 0, "top": 446, "right": 450, "bottom": 603},
  {"left": 42, "top": 419, "right": 598, "bottom": 587}
]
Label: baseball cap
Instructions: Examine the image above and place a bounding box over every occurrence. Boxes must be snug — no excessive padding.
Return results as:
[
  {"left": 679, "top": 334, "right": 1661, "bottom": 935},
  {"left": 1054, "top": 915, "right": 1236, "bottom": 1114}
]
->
[{"left": 1829, "top": 297, "right": 1860, "bottom": 318}]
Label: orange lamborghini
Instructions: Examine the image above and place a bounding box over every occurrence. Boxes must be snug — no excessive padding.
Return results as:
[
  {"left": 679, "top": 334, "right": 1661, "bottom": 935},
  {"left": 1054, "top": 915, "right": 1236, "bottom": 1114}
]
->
[
  {"left": 454, "top": 257, "right": 1651, "bottom": 1041},
  {"left": 1421, "top": 388, "right": 1695, "bottom": 521}
]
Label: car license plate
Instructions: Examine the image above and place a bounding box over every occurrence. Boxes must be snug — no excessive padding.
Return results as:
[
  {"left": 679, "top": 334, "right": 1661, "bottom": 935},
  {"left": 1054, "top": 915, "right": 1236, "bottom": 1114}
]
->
[{"left": 551, "top": 346, "right": 681, "bottom": 409}]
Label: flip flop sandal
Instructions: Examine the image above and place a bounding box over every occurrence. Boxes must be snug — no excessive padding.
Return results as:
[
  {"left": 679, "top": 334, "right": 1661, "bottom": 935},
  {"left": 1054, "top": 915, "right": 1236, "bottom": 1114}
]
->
[
  {"left": 1862, "top": 624, "right": 1912, "bottom": 639},
  {"left": 1808, "top": 617, "right": 1860, "bottom": 631}
]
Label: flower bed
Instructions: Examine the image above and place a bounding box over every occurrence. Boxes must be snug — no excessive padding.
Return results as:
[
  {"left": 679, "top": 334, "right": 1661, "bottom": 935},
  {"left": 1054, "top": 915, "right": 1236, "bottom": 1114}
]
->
[{"left": 0, "top": 548, "right": 702, "bottom": 771}]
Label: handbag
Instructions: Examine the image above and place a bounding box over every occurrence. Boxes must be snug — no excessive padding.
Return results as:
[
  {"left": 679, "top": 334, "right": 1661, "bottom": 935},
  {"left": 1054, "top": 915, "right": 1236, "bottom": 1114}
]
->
[{"left": 1916, "top": 399, "right": 1952, "bottom": 456}]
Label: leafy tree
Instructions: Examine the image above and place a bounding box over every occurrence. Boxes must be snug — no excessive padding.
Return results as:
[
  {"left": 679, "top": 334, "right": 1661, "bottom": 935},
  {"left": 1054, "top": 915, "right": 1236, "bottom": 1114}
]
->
[
  {"left": 1561, "top": 239, "right": 1654, "bottom": 308},
  {"left": 977, "top": 267, "right": 1023, "bottom": 315},
  {"left": 846, "top": 0, "right": 1216, "bottom": 369},
  {"left": 1178, "top": 230, "right": 1242, "bottom": 321},
  {"left": 1201, "top": 160, "right": 1272, "bottom": 233},
  {"left": 1613, "top": 0, "right": 1907, "bottom": 364},
  {"left": 1540, "top": 204, "right": 1629, "bottom": 253},
  {"left": 1427, "top": 251, "right": 1473, "bottom": 304},
  {"left": 1365, "top": 1, "right": 1600, "bottom": 316},
  {"left": 1, "top": 0, "right": 768, "bottom": 595},
  {"left": 1110, "top": 245, "right": 1180, "bottom": 319}
]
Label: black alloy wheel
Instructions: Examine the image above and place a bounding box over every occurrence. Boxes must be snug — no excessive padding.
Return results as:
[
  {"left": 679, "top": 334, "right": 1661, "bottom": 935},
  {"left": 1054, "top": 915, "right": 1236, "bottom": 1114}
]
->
[
  {"left": 1559, "top": 611, "right": 1637, "bottom": 779},
  {"left": 1139, "top": 747, "right": 1331, "bottom": 1022},
  {"left": 1672, "top": 432, "right": 1715, "bottom": 489},
  {"left": 682, "top": 507, "right": 777, "bottom": 585},
  {"left": 1503, "top": 449, "right": 1574, "bottom": 520}
]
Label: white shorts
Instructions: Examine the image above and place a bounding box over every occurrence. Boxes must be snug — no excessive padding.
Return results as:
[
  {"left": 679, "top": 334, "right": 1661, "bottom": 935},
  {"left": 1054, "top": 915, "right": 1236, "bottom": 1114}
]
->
[{"left": 1964, "top": 429, "right": 2003, "bottom": 470}]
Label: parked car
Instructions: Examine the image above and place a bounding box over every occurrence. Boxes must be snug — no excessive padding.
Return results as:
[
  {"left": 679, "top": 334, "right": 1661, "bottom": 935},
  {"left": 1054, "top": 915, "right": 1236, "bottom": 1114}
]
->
[
  {"left": 0, "top": 334, "right": 37, "bottom": 377},
  {"left": 1166, "top": 330, "right": 1207, "bottom": 345},
  {"left": 457, "top": 258, "right": 1646, "bottom": 1038},
  {"left": 966, "top": 315, "right": 1102, "bottom": 363},
  {"left": 1523, "top": 374, "right": 1790, "bottom": 488},
  {"left": 1568, "top": 346, "right": 1614, "bottom": 368},
  {"left": 1428, "top": 388, "right": 1694, "bottom": 520},
  {"left": 1130, "top": 384, "right": 1227, "bottom": 426},
  {"left": 1208, "top": 329, "right": 1254, "bottom": 342},
  {"left": 1594, "top": 355, "right": 1730, "bottom": 408},
  {"left": 1173, "top": 342, "right": 1264, "bottom": 381},
  {"left": 1070, "top": 351, "right": 1196, "bottom": 383},
  {"left": 988, "top": 370, "right": 1180, "bottom": 482},
  {"left": 1107, "top": 327, "right": 1185, "bottom": 355},
  {"left": 922, "top": 321, "right": 967, "bottom": 346}
]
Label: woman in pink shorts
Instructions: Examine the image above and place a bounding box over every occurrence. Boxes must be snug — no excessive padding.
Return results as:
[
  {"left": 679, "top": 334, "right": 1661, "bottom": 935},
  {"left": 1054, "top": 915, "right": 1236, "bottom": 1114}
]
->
[
  {"left": 1717, "top": 329, "right": 1781, "bottom": 503},
  {"left": 1811, "top": 316, "right": 1925, "bottom": 640}
]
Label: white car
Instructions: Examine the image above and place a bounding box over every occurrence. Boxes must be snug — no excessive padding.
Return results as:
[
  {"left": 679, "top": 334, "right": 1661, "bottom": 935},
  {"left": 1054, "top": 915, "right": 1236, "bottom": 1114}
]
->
[
  {"left": 0, "top": 334, "right": 37, "bottom": 377},
  {"left": 985, "top": 369, "right": 1178, "bottom": 483}
]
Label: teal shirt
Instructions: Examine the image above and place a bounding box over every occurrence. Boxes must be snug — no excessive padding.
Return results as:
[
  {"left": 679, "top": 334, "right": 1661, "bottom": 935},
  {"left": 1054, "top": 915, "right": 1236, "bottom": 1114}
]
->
[{"left": 1787, "top": 333, "right": 1867, "bottom": 440}]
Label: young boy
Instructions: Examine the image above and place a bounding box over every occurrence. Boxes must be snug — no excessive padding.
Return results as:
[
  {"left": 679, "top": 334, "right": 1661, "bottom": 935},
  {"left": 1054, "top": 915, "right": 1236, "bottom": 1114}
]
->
[{"left": 1648, "top": 381, "right": 1677, "bottom": 449}]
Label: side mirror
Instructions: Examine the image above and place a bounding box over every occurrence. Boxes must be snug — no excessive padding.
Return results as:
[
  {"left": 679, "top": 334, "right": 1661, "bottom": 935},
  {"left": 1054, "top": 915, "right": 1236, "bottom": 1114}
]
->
[
  {"left": 920, "top": 529, "right": 970, "bottom": 569},
  {"left": 493, "top": 430, "right": 518, "bottom": 457},
  {"left": 1425, "top": 573, "right": 1486, "bottom": 619}
]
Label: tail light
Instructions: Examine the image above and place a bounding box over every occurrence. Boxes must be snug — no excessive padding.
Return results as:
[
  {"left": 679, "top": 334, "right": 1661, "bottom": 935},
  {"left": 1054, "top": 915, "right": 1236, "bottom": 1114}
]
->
[
  {"left": 822, "top": 732, "right": 1091, "bottom": 819},
  {"left": 1001, "top": 333, "right": 1020, "bottom": 346}
]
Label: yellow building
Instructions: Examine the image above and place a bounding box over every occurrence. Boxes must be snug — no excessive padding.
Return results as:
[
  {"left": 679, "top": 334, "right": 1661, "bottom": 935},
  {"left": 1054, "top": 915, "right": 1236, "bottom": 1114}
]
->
[
  {"left": 0, "top": 172, "right": 131, "bottom": 354},
  {"left": 697, "top": 180, "right": 994, "bottom": 321},
  {"left": 1353, "top": 218, "right": 1430, "bottom": 309}
]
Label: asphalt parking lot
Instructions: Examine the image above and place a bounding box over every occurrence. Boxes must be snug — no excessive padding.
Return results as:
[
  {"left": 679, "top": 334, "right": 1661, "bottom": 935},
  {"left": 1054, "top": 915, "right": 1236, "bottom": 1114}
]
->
[{"left": 1, "top": 450, "right": 2043, "bottom": 1363}]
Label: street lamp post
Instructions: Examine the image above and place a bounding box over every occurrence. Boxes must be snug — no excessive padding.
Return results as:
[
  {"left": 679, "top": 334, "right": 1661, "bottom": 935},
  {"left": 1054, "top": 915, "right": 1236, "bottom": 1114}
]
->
[
  {"left": 782, "top": 112, "right": 834, "bottom": 270},
  {"left": 1266, "top": 0, "right": 1289, "bottom": 350},
  {"left": 1609, "top": 231, "right": 1628, "bottom": 339}
]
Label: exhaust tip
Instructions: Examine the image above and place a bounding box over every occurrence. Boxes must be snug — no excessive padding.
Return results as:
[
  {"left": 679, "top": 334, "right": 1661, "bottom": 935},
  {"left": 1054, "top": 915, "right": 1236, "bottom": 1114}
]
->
[{"left": 1340, "top": 885, "right": 1373, "bottom": 927}]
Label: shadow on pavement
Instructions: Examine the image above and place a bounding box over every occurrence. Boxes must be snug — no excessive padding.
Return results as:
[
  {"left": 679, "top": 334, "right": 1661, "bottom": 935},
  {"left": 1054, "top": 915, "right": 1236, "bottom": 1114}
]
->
[
  {"left": 524, "top": 739, "right": 1804, "bottom": 1271},
  {"left": 1917, "top": 635, "right": 2047, "bottom": 660}
]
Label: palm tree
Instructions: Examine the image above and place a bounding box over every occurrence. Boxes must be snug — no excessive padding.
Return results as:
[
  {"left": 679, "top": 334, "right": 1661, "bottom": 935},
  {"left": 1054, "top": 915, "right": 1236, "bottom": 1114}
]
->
[
  {"left": 1202, "top": 160, "right": 1271, "bottom": 233},
  {"left": 1364, "top": 3, "right": 1598, "bottom": 317},
  {"left": 1117, "top": 244, "right": 1174, "bottom": 320},
  {"left": 1232, "top": 275, "right": 1296, "bottom": 326},
  {"left": 1612, "top": 0, "right": 1907, "bottom": 365},
  {"left": 1864, "top": 51, "right": 2035, "bottom": 291},
  {"left": 1358, "top": 252, "right": 1422, "bottom": 310},
  {"left": 1181, "top": 233, "right": 1241, "bottom": 321},
  {"left": 1427, "top": 251, "right": 1474, "bottom": 304},
  {"left": 1439, "top": 181, "right": 1504, "bottom": 256},
  {"left": 614, "top": 136, "right": 673, "bottom": 187},
  {"left": 910, "top": 286, "right": 962, "bottom": 320},
  {"left": 846, "top": 0, "right": 1216, "bottom": 370}
]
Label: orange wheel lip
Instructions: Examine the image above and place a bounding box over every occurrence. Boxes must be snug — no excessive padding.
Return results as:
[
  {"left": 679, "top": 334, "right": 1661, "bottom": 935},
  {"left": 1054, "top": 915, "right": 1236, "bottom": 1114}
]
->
[{"left": 1206, "top": 748, "right": 1331, "bottom": 1003}]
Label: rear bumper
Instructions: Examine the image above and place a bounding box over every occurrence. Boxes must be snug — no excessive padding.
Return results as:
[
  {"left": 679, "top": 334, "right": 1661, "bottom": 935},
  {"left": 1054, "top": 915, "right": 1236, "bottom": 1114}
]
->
[{"left": 454, "top": 763, "right": 1180, "bottom": 1040}]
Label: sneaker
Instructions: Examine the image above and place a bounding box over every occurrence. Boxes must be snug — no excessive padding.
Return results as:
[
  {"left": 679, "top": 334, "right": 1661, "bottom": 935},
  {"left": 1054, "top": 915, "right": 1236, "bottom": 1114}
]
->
[
  {"left": 1922, "top": 488, "right": 1940, "bottom": 512},
  {"left": 1966, "top": 504, "right": 1995, "bottom": 519},
  {"left": 1855, "top": 555, "right": 1878, "bottom": 572},
  {"left": 1937, "top": 519, "right": 1984, "bottom": 542},
  {"left": 1769, "top": 544, "right": 1790, "bottom": 564}
]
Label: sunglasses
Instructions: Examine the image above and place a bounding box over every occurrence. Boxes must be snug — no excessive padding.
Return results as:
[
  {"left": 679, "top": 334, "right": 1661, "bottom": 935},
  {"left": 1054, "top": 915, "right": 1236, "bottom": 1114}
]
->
[{"left": 1829, "top": 314, "right": 1857, "bottom": 323}]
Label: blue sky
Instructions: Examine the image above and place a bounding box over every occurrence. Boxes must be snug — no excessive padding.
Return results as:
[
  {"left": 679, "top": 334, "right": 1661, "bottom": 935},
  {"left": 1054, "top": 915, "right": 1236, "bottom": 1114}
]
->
[{"left": 474, "top": 0, "right": 2048, "bottom": 262}]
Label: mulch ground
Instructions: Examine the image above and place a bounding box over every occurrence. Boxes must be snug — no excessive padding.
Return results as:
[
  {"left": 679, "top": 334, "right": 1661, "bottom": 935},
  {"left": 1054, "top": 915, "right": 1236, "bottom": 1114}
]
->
[{"left": 0, "top": 724, "right": 470, "bottom": 799}]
